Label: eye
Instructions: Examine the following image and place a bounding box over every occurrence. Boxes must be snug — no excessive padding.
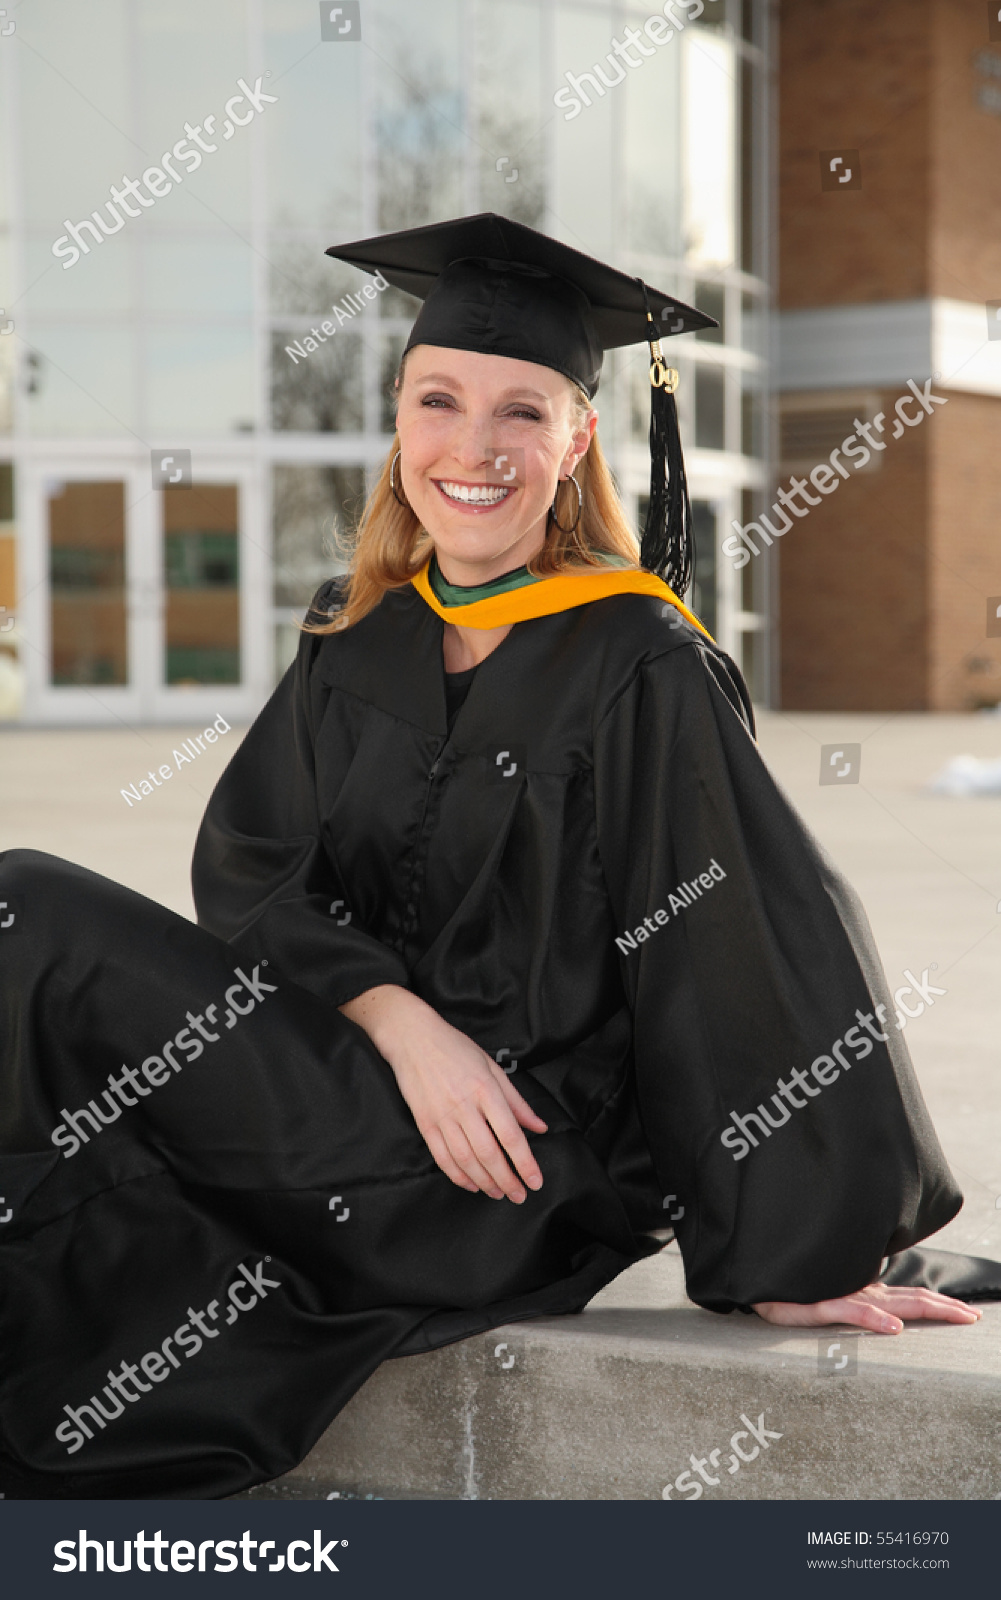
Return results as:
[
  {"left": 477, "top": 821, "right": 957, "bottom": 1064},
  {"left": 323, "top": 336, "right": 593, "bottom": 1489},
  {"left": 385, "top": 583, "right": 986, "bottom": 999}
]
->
[
  {"left": 420, "top": 392, "right": 455, "bottom": 409},
  {"left": 506, "top": 406, "right": 541, "bottom": 421}
]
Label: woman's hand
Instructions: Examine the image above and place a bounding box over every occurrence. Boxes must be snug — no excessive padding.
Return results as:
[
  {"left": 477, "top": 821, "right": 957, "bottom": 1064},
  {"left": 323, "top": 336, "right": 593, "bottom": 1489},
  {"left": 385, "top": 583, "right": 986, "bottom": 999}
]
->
[
  {"left": 340, "top": 985, "right": 547, "bottom": 1202},
  {"left": 752, "top": 1281, "right": 982, "bottom": 1333}
]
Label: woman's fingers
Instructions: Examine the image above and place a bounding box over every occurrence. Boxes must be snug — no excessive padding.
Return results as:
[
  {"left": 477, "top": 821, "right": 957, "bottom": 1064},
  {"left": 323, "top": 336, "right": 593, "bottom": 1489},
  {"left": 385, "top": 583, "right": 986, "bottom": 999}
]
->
[
  {"left": 815, "top": 1297, "right": 905, "bottom": 1334},
  {"left": 380, "top": 1010, "right": 547, "bottom": 1200},
  {"left": 442, "top": 1122, "right": 509, "bottom": 1200},
  {"left": 481, "top": 1100, "right": 544, "bottom": 1194},
  {"left": 492, "top": 1067, "right": 549, "bottom": 1133},
  {"left": 753, "top": 1282, "right": 983, "bottom": 1331},
  {"left": 453, "top": 1107, "right": 531, "bottom": 1202},
  {"left": 863, "top": 1286, "right": 980, "bottom": 1325},
  {"left": 422, "top": 1125, "right": 478, "bottom": 1193},
  {"left": 437, "top": 1079, "right": 544, "bottom": 1201}
]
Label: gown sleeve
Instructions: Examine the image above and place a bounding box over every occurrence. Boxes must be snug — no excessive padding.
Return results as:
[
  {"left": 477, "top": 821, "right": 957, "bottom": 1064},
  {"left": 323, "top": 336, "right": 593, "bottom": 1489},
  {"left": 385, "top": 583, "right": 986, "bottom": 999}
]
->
[
  {"left": 593, "top": 638, "right": 962, "bottom": 1313},
  {"left": 191, "top": 583, "right": 410, "bottom": 1009}
]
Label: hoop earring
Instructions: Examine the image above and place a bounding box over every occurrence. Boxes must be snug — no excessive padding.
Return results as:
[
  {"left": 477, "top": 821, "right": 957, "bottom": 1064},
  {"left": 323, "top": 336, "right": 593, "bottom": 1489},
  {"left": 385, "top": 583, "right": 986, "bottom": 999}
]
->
[
  {"left": 549, "top": 473, "right": 583, "bottom": 535},
  {"left": 389, "top": 450, "right": 409, "bottom": 509}
]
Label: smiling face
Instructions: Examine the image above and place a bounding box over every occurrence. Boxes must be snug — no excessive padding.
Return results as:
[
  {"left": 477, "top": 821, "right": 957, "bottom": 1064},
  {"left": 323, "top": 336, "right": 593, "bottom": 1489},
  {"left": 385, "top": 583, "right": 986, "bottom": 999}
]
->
[{"left": 395, "top": 344, "right": 597, "bottom": 585}]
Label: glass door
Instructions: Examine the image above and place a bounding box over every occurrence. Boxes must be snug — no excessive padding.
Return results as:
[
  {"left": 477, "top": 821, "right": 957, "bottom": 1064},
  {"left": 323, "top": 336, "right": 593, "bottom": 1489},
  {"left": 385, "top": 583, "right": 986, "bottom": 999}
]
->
[
  {"left": 19, "top": 460, "right": 145, "bottom": 725},
  {"left": 48, "top": 479, "right": 129, "bottom": 690},
  {"left": 148, "top": 454, "right": 269, "bottom": 724},
  {"left": 18, "top": 454, "right": 269, "bottom": 725}
]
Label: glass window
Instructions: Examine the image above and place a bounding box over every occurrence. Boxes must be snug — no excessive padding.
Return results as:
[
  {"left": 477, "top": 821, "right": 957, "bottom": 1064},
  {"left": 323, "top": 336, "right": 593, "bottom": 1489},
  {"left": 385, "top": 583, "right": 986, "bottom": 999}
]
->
[
  {"left": 24, "top": 326, "right": 137, "bottom": 437},
  {"left": 272, "top": 464, "right": 361, "bottom": 609},
  {"left": 741, "top": 626, "right": 767, "bottom": 702},
  {"left": 741, "top": 288, "right": 765, "bottom": 355},
  {"left": 0, "top": 287, "right": 13, "bottom": 433},
  {"left": 690, "top": 499, "right": 717, "bottom": 638},
  {"left": 142, "top": 237, "right": 254, "bottom": 315},
  {"left": 22, "top": 233, "right": 137, "bottom": 316},
  {"left": 163, "top": 483, "right": 240, "bottom": 685},
  {"left": 374, "top": 0, "right": 466, "bottom": 231},
  {"left": 740, "top": 56, "right": 756, "bottom": 273},
  {"left": 695, "top": 281, "right": 725, "bottom": 342},
  {"left": 268, "top": 245, "right": 359, "bottom": 319},
  {"left": 145, "top": 323, "right": 256, "bottom": 434},
  {"left": 695, "top": 364, "right": 725, "bottom": 450},
  {"left": 270, "top": 330, "right": 362, "bottom": 433},
  {"left": 16, "top": 2, "right": 133, "bottom": 230},
  {"left": 48, "top": 480, "right": 127, "bottom": 686},
  {"left": 272, "top": 463, "right": 362, "bottom": 677},
  {"left": 0, "top": 462, "right": 20, "bottom": 720},
  {"left": 264, "top": 0, "right": 363, "bottom": 234},
  {"left": 622, "top": 8, "right": 683, "bottom": 259},
  {"left": 474, "top": 1, "right": 546, "bottom": 227},
  {"left": 629, "top": 348, "right": 657, "bottom": 444},
  {"left": 553, "top": 4, "right": 617, "bottom": 259},
  {"left": 136, "top": 0, "right": 252, "bottom": 232},
  {"left": 741, "top": 380, "right": 764, "bottom": 457},
  {"left": 379, "top": 283, "right": 422, "bottom": 323},
  {"left": 740, "top": 487, "right": 765, "bottom": 613},
  {"left": 682, "top": 29, "right": 735, "bottom": 267},
  {"left": 0, "top": 92, "right": 9, "bottom": 232},
  {"left": 381, "top": 331, "right": 407, "bottom": 434}
]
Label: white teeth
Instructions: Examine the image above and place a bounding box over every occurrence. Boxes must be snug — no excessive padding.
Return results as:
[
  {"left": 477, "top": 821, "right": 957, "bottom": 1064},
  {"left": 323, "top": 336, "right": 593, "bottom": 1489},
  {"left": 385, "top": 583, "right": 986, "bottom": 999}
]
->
[{"left": 438, "top": 481, "right": 511, "bottom": 505}]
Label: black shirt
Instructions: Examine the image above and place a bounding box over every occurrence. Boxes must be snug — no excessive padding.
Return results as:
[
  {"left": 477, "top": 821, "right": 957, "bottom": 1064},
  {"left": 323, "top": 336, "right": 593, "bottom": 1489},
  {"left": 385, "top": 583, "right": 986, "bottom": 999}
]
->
[{"left": 444, "top": 663, "right": 479, "bottom": 730}]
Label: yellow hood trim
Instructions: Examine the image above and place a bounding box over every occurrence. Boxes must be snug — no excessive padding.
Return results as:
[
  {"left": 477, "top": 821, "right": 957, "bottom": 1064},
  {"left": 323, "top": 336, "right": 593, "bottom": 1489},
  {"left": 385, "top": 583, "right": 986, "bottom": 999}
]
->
[{"left": 411, "top": 560, "right": 713, "bottom": 639}]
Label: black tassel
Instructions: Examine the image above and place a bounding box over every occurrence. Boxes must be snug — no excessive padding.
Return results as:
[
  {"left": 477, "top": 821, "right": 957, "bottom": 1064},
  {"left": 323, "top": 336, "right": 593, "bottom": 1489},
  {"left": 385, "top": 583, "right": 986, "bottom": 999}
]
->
[{"left": 637, "top": 288, "right": 694, "bottom": 597}]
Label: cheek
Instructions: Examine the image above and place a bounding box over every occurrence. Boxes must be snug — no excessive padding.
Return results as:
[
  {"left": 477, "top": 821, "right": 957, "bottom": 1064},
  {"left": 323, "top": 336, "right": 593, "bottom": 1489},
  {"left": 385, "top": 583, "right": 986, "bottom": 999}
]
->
[
  {"left": 397, "top": 401, "right": 464, "bottom": 464},
  {"left": 522, "top": 435, "right": 567, "bottom": 502}
]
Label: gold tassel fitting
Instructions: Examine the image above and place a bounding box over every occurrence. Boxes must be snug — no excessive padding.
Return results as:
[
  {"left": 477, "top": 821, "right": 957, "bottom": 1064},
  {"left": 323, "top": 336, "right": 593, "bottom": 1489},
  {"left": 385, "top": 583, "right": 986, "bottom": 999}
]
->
[{"left": 645, "top": 310, "right": 678, "bottom": 391}]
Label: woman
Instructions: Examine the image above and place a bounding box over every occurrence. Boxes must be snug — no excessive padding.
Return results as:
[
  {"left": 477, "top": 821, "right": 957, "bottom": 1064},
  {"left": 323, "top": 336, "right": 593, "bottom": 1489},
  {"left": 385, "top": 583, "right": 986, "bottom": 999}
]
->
[{"left": 0, "top": 215, "right": 994, "bottom": 1500}]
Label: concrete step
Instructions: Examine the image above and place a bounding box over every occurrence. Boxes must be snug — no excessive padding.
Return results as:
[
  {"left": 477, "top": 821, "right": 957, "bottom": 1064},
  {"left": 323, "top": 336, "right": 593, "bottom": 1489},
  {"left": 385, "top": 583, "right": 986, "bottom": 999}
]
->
[{"left": 248, "top": 1246, "right": 1001, "bottom": 1501}]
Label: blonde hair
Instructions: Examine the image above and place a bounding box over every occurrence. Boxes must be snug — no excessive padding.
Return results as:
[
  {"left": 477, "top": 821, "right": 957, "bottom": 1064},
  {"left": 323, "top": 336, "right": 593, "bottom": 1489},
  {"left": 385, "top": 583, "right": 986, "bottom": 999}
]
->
[{"left": 306, "top": 360, "right": 641, "bottom": 634}]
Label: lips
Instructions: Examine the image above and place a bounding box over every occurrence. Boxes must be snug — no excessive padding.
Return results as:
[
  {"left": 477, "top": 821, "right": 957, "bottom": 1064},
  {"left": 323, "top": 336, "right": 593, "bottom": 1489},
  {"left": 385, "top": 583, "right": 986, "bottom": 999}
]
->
[{"left": 434, "top": 480, "right": 513, "bottom": 506}]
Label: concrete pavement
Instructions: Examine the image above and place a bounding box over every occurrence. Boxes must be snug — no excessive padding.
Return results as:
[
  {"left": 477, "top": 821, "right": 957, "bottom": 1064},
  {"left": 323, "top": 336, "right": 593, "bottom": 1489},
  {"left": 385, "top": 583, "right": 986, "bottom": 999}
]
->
[{"left": 259, "top": 1249, "right": 1000, "bottom": 1501}]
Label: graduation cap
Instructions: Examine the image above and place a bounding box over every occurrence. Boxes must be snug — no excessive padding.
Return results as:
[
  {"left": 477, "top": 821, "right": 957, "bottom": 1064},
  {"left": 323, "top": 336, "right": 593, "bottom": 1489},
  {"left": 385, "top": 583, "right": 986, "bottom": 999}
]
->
[{"left": 326, "top": 213, "right": 717, "bottom": 597}]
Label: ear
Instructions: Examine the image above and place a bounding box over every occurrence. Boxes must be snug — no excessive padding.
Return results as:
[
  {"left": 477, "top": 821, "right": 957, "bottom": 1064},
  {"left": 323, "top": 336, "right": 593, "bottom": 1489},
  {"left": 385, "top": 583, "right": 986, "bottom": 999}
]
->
[{"left": 561, "top": 407, "right": 598, "bottom": 478}]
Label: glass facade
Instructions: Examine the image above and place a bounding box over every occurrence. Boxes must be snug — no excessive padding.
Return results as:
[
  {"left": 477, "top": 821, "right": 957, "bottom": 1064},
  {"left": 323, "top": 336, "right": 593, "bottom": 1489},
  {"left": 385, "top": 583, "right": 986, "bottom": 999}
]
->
[{"left": 0, "top": 0, "right": 772, "bottom": 723}]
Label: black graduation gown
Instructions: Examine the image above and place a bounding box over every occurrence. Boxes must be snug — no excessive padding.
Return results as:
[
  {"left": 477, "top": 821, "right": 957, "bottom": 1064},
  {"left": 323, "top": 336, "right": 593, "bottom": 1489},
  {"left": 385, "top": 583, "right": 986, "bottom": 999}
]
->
[{"left": 0, "top": 581, "right": 996, "bottom": 1500}]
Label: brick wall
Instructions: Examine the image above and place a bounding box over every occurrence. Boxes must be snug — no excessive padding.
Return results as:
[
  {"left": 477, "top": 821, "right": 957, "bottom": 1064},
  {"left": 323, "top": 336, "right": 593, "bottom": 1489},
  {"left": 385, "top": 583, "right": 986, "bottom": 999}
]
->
[
  {"left": 928, "top": 390, "right": 1001, "bottom": 710},
  {"left": 777, "top": 0, "right": 1001, "bottom": 709},
  {"left": 779, "top": 0, "right": 934, "bottom": 310},
  {"left": 778, "top": 388, "right": 931, "bottom": 710}
]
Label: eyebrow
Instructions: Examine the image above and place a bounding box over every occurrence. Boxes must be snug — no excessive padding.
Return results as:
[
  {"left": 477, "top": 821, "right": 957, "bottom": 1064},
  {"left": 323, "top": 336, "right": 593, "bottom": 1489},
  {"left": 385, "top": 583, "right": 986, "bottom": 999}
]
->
[{"left": 411, "top": 374, "right": 553, "bottom": 403}]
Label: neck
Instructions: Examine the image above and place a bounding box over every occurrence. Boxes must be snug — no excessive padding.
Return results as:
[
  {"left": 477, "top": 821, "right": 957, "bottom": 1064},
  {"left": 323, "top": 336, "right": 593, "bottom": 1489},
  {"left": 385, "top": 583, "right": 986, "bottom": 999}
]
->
[
  {"left": 433, "top": 528, "right": 546, "bottom": 588},
  {"left": 442, "top": 620, "right": 512, "bottom": 671}
]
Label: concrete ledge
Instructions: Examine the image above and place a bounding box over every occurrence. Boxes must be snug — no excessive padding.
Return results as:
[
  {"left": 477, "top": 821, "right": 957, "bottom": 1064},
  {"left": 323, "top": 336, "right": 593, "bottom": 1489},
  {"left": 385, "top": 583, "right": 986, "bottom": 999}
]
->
[{"left": 252, "top": 1249, "right": 1001, "bottom": 1501}]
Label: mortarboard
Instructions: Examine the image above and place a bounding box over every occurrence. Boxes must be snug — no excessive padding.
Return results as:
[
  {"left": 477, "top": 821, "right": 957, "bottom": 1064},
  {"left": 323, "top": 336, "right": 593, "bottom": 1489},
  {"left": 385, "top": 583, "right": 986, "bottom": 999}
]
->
[{"left": 326, "top": 213, "right": 717, "bottom": 597}]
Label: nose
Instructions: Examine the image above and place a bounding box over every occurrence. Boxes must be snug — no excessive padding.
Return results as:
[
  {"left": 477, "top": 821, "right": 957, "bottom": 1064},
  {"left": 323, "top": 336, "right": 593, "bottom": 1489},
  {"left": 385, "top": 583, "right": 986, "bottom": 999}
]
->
[{"left": 449, "top": 410, "right": 494, "bottom": 475}]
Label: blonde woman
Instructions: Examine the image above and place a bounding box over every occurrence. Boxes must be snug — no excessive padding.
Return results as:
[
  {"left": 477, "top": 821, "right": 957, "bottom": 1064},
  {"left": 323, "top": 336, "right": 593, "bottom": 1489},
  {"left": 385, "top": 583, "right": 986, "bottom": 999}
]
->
[{"left": 0, "top": 216, "right": 992, "bottom": 1500}]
